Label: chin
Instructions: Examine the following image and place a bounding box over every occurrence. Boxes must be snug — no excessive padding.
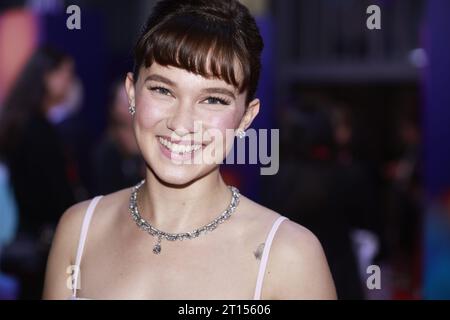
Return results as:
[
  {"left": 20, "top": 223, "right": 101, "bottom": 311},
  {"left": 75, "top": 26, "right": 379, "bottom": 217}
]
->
[{"left": 150, "top": 162, "right": 215, "bottom": 187}]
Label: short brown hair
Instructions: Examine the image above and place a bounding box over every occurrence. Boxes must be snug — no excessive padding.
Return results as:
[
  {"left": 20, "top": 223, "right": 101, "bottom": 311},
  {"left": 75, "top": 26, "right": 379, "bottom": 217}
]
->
[{"left": 133, "top": 0, "right": 264, "bottom": 105}]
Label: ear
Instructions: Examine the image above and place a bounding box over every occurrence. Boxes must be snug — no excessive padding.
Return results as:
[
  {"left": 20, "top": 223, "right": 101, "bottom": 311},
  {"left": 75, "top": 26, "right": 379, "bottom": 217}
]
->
[
  {"left": 237, "top": 98, "right": 260, "bottom": 131},
  {"left": 125, "top": 72, "right": 136, "bottom": 106}
]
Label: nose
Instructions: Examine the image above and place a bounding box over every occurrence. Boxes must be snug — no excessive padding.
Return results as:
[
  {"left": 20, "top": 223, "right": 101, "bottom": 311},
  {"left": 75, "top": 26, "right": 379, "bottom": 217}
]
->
[{"left": 166, "top": 101, "right": 195, "bottom": 137}]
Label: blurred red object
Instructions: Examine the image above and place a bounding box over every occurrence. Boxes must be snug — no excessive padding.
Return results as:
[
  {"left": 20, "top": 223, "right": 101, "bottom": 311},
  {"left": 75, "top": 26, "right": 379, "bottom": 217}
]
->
[{"left": 0, "top": 9, "right": 39, "bottom": 104}]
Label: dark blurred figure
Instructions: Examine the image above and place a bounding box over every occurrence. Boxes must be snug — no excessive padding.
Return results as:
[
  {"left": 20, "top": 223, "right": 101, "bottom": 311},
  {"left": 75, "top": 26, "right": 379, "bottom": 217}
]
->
[
  {"left": 92, "top": 80, "right": 143, "bottom": 195},
  {"left": 0, "top": 46, "right": 76, "bottom": 299},
  {"left": 262, "top": 96, "right": 377, "bottom": 299},
  {"left": 50, "top": 76, "right": 94, "bottom": 201},
  {"left": 384, "top": 118, "right": 422, "bottom": 298}
]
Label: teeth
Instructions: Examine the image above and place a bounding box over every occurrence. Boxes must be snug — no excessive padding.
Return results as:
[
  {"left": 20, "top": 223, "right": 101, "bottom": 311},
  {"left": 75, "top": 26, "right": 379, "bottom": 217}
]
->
[{"left": 158, "top": 137, "right": 202, "bottom": 154}]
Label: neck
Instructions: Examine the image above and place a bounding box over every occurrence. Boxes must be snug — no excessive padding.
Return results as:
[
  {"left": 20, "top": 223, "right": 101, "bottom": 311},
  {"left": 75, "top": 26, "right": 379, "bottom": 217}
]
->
[{"left": 137, "top": 168, "right": 233, "bottom": 233}]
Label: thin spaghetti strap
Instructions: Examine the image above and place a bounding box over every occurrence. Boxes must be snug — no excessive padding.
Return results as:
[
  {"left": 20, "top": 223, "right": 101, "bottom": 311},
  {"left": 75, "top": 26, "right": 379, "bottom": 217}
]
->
[
  {"left": 253, "top": 216, "right": 289, "bottom": 300},
  {"left": 71, "top": 195, "right": 103, "bottom": 298}
]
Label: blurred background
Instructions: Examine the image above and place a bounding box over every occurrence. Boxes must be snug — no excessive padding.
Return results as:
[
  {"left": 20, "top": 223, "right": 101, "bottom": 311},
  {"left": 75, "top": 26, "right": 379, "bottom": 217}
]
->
[{"left": 0, "top": 0, "right": 449, "bottom": 300}]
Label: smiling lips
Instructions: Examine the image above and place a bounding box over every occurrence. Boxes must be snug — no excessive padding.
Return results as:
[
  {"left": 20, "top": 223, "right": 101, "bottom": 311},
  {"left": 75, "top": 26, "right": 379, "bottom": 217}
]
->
[{"left": 158, "top": 136, "right": 205, "bottom": 154}]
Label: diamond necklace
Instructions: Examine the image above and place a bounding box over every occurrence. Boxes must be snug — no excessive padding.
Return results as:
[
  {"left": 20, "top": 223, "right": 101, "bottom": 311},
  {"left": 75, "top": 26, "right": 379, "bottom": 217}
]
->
[{"left": 129, "top": 180, "right": 240, "bottom": 254}]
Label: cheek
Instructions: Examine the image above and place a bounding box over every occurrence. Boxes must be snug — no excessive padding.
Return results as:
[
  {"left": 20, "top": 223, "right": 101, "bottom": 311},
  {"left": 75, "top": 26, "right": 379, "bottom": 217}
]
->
[
  {"left": 202, "top": 102, "right": 243, "bottom": 131},
  {"left": 135, "top": 96, "right": 168, "bottom": 130},
  {"left": 201, "top": 112, "right": 237, "bottom": 144},
  {"left": 202, "top": 112, "right": 240, "bottom": 154},
  {"left": 206, "top": 113, "right": 236, "bottom": 132}
]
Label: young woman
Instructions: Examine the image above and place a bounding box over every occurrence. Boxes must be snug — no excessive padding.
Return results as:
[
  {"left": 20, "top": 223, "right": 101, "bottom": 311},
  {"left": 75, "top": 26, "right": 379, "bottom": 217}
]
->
[{"left": 43, "top": 0, "right": 337, "bottom": 300}]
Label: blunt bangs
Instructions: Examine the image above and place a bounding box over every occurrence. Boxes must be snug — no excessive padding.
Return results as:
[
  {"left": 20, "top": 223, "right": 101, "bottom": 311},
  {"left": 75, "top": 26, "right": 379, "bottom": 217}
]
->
[{"left": 134, "top": 12, "right": 250, "bottom": 94}]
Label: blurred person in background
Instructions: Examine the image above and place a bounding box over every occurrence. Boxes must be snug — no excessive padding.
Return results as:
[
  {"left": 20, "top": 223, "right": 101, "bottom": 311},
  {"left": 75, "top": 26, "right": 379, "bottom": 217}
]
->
[
  {"left": 263, "top": 96, "right": 377, "bottom": 299},
  {"left": 50, "top": 77, "right": 93, "bottom": 201},
  {"left": 384, "top": 117, "right": 422, "bottom": 298},
  {"left": 331, "top": 103, "right": 384, "bottom": 299},
  {"left": 0, "top": 45, "right": 76, "bottom": 299},
  {"left": 92, "top": 80, "right": 144, "bottom": 195}
]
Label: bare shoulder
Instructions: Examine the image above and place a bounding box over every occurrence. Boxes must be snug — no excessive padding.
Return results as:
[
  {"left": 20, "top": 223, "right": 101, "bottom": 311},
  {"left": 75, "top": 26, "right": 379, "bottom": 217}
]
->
[
  {"left": 51, "top": 199, "right": 94, "bottom": 263},
  {"left": 268, "top": 218, "right": 337, "bottom": 299},
  {"left": 42, "top": 188, "right": 131, "bottom": 299},
  {"left": 42, "top": 198, "right": 93, "bottom": 299},
  {"left": 238, "top": 196, "right": 337, "bottom": 300}
]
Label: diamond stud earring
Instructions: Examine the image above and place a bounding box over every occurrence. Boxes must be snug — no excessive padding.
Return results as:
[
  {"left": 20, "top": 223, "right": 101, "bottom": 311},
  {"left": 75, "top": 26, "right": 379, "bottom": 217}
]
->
[
  {"left": 236, "top": 129, "right": 246, "bottom": 139},
  {"left": 129, "top": 104, "right": 136, "bottom": 116}
]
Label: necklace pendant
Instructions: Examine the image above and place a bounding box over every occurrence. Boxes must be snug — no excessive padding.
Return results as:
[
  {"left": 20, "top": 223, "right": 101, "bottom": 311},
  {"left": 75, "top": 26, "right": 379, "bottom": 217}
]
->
[
  {"left": 153, "top": 243, "right": 161, "bottom": 254},
  {"left": 153, "top": 236, "right": 162, "bottom": 254}
]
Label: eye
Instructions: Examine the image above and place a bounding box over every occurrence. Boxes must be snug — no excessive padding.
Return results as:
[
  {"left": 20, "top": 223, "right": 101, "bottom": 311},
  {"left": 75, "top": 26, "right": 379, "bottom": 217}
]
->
[
  {"left": 203, "top": 96, "right": 231, "bottom": 105},
  {"left": 149, "top": 86, "right": 172, "bottom": 96}
]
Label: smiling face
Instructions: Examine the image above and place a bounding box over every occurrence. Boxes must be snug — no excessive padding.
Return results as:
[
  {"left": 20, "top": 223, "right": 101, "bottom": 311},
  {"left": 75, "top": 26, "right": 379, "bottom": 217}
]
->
[{"left": 125, "top": 62, "right": 259, "bottom": 186}]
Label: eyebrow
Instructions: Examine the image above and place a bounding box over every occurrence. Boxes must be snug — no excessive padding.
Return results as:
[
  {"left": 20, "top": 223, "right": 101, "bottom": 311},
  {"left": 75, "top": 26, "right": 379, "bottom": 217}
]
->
[
  {"left": 201, "top": 87, "right": 236, "bottom": 100},
  {"left": 145, "top": 73, "right": 237, "bottom": 100},
  {"left": 144, "top": 74, "right": 176, "bottom": 87}
]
